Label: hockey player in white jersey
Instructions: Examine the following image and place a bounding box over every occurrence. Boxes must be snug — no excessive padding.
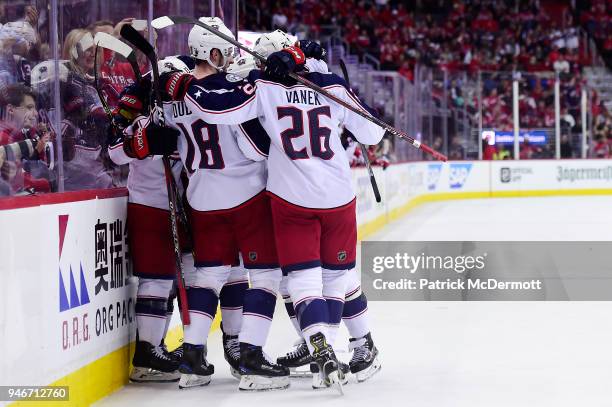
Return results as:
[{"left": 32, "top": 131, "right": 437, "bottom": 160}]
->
[
  {"left": 228, "top": 31, "right": 381, "bottom": 385},
  {"left": 109, "top": 56, "right": 250, "bottom": 383},
  {"left": 108, "top": 57, "right": 192, "bottom": 383},
  {"left": 160, "top": 38, "right": 385, "bottom": 392},
  {"left": 133, "top": 18, "right": 290, "bottom": 391}
]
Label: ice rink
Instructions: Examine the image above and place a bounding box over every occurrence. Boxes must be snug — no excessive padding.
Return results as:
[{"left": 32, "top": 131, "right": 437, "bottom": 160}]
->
[{"left": 97, "top": 196, "right": 612, "bottom": 407}]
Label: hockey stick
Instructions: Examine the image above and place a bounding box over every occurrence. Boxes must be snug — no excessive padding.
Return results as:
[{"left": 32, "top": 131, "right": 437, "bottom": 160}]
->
[
  {"left": 151, "top": 15, "right": 447, "bottom": 162},
  {"left": 119, "top": 24, "right": 191, "bottom": 325},
  {"left": 93, "top": 33, "right": 143, "bottom": 121},
  {"left": 94, "top": 32, "right": 142, "bottom": 84},
  {"left": 339, "top": 59, "right": 382, "bottom": 203}
]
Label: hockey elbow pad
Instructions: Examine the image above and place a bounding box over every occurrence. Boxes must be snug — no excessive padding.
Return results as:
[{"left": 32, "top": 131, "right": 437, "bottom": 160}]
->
[{"left": 161, "top": 70, "right": 193, "bottom": 101}]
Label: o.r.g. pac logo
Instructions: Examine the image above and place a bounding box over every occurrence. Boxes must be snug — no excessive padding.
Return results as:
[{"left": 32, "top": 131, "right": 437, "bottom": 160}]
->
[
  {"left": 58, "top": 214, "right": 90, "bottom": 312},
  {"left": 449, "top": 163, "right": 473, "bottom": 189}
]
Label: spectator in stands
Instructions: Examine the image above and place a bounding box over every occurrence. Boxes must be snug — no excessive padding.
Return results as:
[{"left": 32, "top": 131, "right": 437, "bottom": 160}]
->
[
  {"left": 560, "top": 134, "right": 573, "bottom": 158},
  {"left": 592, "top": 134, "right": 610, "bottom": 158},
  {"left": 494, "top": 144, "right": 511, "bottom": 160},
  {"left": 59, "top": 28, "right": 113, "bottom": 191},
  {"left": 448, "top": 136, "right": 465, "bottom": 160},
  {"left": 88, "top": 20, "right": 114, "bottom": 36},
  {"left": 0, "top": 5, "right": 40, "bottom": 98},
  {"left": 0, "top": 83, "right": 51, "bottom": 194}
]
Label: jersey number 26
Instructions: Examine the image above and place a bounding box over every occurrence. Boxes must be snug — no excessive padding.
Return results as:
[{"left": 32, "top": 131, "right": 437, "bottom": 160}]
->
[{"left": 277, "top": 106, "right": 334, "bottom": 160}]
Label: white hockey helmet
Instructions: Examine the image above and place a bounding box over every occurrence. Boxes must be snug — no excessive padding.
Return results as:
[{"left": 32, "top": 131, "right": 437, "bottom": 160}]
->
[
  {"left": 157, "top": 56, "right": 191, "bottom": 75},
  {"left": 31, "top": 60, "right": 70, "bottom": 106},
  {"left": 226, "top": 54, "right": 257, "bottom": 78},
  {"left": 253, "top": 29, "right": 295, "bottom": 58},
  {"left": 188, "top": 17, "right": 235, "bottom": 70},
  {"left": 31, "top": 59, "right": 70, "bottom": 87}
]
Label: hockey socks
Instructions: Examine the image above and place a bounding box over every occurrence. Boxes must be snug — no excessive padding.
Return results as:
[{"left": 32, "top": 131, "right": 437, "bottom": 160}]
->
[
  {"left": 183, "top": 287, "right": 218, "bottom": 345},
  {"left": 240, "top": 287, "right": 277, "bottom": 346}
]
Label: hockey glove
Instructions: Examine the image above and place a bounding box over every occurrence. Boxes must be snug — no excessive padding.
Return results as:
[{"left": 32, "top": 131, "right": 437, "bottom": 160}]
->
[
  {"left": 264, "top": 46, "right": 306, "bottom": 80},
  {"left": 298, "top": 40, "right": 326, "bottom": 60},
  {"left": 118, "top": 78, "right": 151, "bottom": 114},
  {"left": 124, "top": 122, "right": 179, "bottom": 160},
  {"left": 160, "top": 70, "right": 193, "bottom": 101}
]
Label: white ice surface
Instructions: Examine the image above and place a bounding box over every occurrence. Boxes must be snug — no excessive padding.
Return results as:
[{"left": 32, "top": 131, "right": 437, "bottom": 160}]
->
[{"left": 97, "top": 196, "right": 612, "bottom": 407}]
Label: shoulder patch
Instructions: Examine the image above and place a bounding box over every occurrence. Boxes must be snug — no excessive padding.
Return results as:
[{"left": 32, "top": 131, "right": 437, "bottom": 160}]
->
[{"left": 225, "top": 73, "right": 243, "bottom": 83}]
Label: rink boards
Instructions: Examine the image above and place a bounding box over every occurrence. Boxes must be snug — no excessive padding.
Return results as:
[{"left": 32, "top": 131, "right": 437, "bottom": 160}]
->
[{"left": 2, "top": 159, "right": 612, "bottom": 406}]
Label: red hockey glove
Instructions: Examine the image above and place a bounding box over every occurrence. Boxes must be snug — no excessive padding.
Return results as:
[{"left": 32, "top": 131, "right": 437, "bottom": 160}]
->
[{"left": 124, "top": 122, "right": 179, "bottom": 160}]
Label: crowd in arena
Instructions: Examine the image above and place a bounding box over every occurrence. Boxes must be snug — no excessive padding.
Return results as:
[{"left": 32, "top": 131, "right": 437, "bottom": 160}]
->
[
  {"left": 0, "top": 3, "right": 150, "bottom": 196},
  {"left": 2, "top": 1, "right": 612, "bottom": 196},
  {"left": 245, "top": 0, "right": 612, "bottom": 161}
]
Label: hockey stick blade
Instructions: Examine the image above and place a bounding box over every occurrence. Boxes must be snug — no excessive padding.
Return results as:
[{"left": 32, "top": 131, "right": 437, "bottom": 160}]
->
[
  {"left": 95, "top": 32, "right": 142, "bottom": 82},
  {"left": 95, "top": 32, "right": 133, "bottom": 59},
  {"left": 151, "top": 15, "right": 447, "bottom": 162},
  {"left": 339, "top": 59, "right": 382, "bottom": 203},
  {"left": 120, "top": 24, "right": 164, "bottom": 125}
]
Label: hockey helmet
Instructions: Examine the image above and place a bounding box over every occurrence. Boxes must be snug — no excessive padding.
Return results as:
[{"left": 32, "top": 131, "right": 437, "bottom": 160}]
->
[{"left": 188, "top": 17, "right": 235, "bottom": 70}]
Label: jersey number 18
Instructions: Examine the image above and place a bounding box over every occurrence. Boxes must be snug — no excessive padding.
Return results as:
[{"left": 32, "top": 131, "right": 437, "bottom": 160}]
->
[{"left": 178, "top": 119, "right": 225, "bottom": 173}]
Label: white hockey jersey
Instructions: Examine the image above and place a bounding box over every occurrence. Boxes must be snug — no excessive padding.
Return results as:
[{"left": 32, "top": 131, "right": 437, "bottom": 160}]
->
[
  {"left": 161, "top": 92, "right": 268, "bottom": 212},
  {"left": 183, "top": 71, "right": 384, "bottom": 209},
  {"left": 108, "top": 115, "right": 183, "bottom": 211}
]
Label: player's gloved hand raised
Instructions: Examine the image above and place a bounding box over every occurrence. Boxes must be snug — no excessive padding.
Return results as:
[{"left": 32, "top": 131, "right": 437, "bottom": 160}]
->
[
  {"left": 118, "top": 77, "right": 151, "bottom": 114},
  {"left": 298, "top": 40, "right": 326, "bottom": 60},
  {"left": 160, "top": 70, "right": 193, "bottom": 101},
  {"left": 123, "top": 122, "right": 179, "bottom": 160},
  {"left": 264, "top": 46, "right": 306, "bottom": 80}
]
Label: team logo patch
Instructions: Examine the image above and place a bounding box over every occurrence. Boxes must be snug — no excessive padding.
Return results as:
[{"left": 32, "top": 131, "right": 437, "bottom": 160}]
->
[
  {"left": 226, "top": 73, "right": 243, "bottom": 82},
  {"left": 337, "top": 251, "right": 347, "bottom": 261},
  {"left": 249, "top": 251, "right": 258, "bottom": 261}
]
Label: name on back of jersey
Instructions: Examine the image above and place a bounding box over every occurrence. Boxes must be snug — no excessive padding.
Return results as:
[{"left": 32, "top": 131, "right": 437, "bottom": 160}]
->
[
  {"left": 172, "top": 101, "right": 192, "bottom": 118},
  {"left": 285, "top": 89, "right": 322, "bottom": 106}
]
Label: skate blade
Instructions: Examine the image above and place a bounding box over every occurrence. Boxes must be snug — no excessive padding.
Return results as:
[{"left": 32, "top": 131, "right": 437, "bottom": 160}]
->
[
  {"left": 355, "top": 357, "right": 382, "bottom": 383},
  {"left": 328, "top": 371, "right": 344, "bottom": 395},
  {"left": 129, "top": 367, "right": 180, "bottom": 383},
  {"left": 289, "top": 366, "right": 313, "bottom": 378},
  {"left": 239, "top": 375, "right": 290, "bottom": 391},
  {"left": 178, "top": 373, "right": 212, "bottom": 389},
  {"left": 312, "top": 371, "right": 348, "bottom": 390},
  {"left": 230, "top": 366, "right": 241, "bottom": 380}
]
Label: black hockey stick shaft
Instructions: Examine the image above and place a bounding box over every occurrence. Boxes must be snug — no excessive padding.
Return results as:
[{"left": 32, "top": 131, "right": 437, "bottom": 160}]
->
[
  {"left": 119, "top": 24, "right": 191, "bottom": 325},
  {"left": 152, "top": 16, "right": 447, "bottom": 162},
  {"left": 339, "top": 59, "right": 382, "bottom": 203}
]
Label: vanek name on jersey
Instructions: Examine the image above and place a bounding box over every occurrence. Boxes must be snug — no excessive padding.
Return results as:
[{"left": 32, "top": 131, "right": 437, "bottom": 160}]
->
[{"left": 285, "top": 89, "right": 322, "bottom": 106}]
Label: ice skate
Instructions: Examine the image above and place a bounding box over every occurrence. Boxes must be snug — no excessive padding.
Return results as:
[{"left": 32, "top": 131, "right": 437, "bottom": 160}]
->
[
  {"left": 223, "top": 331, "right": 241, "bottom": 380},
  {"left": 178, "top": 343, "right": 214, "bottom": 389},
  {"left": 349, "top": 333, "right": 381, "bottom": 382},
  {"left": 277, "top": 338, "right": 313, "bottom": 377},
  {"left": 130, "top": 341, "right": 180, "bottom": 383},
  {"left": 311, "top": 360, "right": 349, "bottom": 389},
  {"left": 238, "top": 343, "right": 290, "bottom": 391},
  {"left": 309, "top": 333, "right": 345, "bottom": 394}
]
